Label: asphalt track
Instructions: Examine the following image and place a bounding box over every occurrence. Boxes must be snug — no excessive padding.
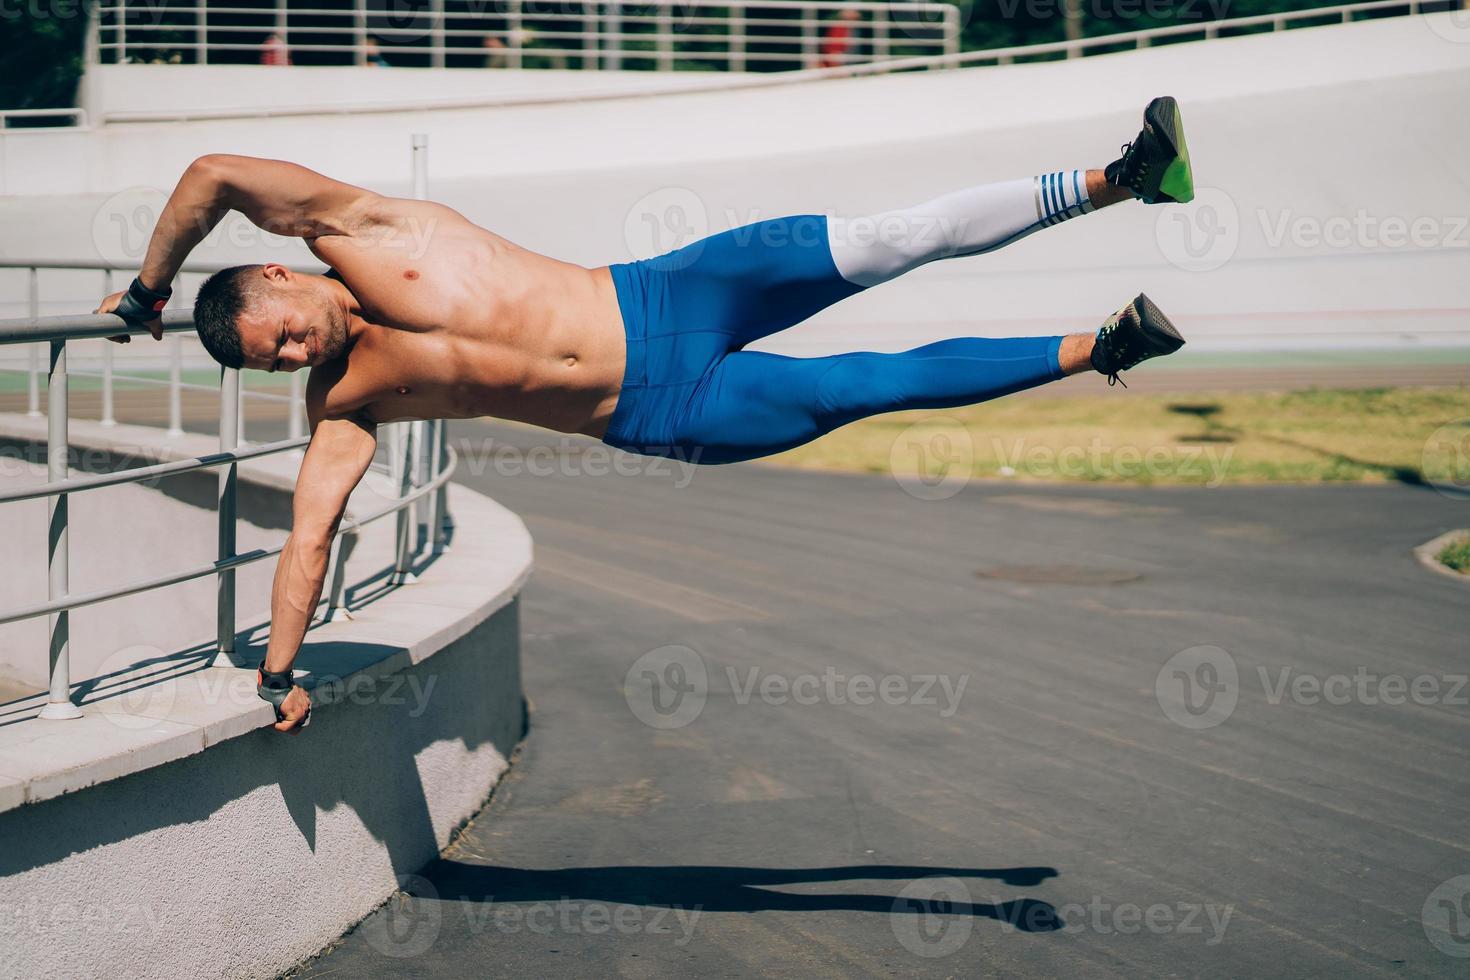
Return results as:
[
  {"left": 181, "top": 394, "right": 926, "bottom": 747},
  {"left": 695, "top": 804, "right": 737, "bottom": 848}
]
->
[{"left": 286, "top": 414, "right": 1470, "bottom": 979}]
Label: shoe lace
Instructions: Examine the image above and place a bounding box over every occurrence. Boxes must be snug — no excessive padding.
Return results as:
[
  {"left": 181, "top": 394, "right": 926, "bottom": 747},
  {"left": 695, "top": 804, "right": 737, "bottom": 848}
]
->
[{"left": 1115, "top": 140, "right": 1150, "bottom": 190}]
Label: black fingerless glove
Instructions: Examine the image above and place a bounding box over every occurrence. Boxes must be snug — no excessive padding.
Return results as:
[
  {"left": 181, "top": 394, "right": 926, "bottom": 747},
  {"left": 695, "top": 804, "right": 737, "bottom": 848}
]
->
[
  {"left": 112, "top": 276, "right": 171, "bottom": 326},
  {"left": 257, "top": 661, "right": 311, "bottom": 728}
]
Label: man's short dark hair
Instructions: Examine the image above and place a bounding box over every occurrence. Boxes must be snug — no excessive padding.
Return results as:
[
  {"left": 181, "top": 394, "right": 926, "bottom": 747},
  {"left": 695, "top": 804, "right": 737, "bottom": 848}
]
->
[{"left": 193, "top": 265, "right": 264, "bottom": 369}]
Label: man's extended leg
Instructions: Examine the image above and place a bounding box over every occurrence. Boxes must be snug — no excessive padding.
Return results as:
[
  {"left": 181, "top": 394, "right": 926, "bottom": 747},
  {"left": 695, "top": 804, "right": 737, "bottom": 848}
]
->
[{"left": 675, "top": 295, "right": 1183, "bottom": 464}]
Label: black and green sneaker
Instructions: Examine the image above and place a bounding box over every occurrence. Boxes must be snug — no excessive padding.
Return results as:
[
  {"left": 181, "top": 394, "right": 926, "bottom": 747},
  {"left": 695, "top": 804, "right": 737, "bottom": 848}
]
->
[
  {"left": 1091, "top": 293, "right": 1185, "bottom": 386},
  {"left": 1105, "top": 96, "right": 1194, "bottom": 205}
]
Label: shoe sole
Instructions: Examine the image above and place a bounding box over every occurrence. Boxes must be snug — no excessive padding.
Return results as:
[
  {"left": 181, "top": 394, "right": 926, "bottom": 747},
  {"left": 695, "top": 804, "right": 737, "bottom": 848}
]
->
[
  {"left": 1134, "top": 292, "right": 1186, "bottom": 353},
  {"left": 1145, "top": 96, "right": 1195, "bottom": 204}
]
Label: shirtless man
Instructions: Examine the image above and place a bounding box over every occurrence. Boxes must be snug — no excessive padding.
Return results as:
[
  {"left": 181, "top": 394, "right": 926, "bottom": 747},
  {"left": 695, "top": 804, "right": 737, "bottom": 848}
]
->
[{"left": 97, "top": 97, "right": 1195, "bottom": 734}]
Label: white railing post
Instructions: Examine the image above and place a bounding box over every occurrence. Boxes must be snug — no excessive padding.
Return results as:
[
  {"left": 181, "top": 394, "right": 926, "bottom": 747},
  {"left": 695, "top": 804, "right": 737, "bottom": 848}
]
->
[
  {"left": 802, "top": 5, "right": 816, "bottom": 69},
  {"left": 431, "top": 0, "right": 446, "bottom": 67},
  {"left": 168, "top": 333, "right": 183, "bottom": 437},
  {"left": 197, "top": 0, "right": 207, "bottom": 64},
  {"left": 101, "top": 269, "right": 116, "bottom": 426},
  {"left": 217, "top": 366, "right": 239, "bottom": 656},
  {"left": 657, "top": 3, "right": 673, "bottom": 70},
  {"left": 510, "top": 0, "right": 525, "bottom": 69},
  {"left": 323, "top": 533, "right": 352, "bottom": 621},
  {"left": 39, "top": 340, "right": 82, "bottom": 720},
  {"left": 874, "top": 4, "right": 890, "bottom": 60},
  {"left": 604, "top": 0, "right": 622, "bottom": 69},
  {"left": 27, "top": 268, "right": 41, "bottom": 417},
  {"left": 288, "top": 371, "right": 305, "bottom": 440},
  {"left": 729, "top": 4, "right": 745, "bottom": 71},
  {"left": 424, "top": 420, "right": 445, "bottom": 553},
  {"left": 390, "top": 422, "right": 418, "bottom": 584},
  {"left": 355, "top": 0, "right": 368, "bottom": 66},
  {"left": 943, "top": 4, "right": 958, "bottom": 56}
]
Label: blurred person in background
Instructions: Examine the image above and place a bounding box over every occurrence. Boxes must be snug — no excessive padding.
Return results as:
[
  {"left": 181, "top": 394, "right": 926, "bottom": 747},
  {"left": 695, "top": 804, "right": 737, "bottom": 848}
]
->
[
  {"left": 817, "top": 9, "right": 863, "bottom": 68},
  {"left": 260, "top": 32, "right": 291, "bottom": 66}
]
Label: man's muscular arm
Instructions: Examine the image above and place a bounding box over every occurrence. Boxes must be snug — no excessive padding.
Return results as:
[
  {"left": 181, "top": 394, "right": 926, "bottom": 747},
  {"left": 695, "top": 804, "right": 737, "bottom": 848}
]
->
[
  {"left": 97, "top": 155, "right": 381, "bottom": 340},
  {"left": 263, "top": 408, "right": 377, "bottom": 733}
]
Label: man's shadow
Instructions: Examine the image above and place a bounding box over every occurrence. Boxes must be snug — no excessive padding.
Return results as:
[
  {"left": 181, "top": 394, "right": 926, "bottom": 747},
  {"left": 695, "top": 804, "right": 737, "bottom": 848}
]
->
[{"left": 416, "top": 861, "right": 1066, "bottom": 932}]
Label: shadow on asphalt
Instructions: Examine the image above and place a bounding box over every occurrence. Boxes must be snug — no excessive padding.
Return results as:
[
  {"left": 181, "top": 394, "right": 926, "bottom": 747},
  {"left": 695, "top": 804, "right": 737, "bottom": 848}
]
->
[{"left": 414, "top": 861, "right": 1067, "bottom": 931}]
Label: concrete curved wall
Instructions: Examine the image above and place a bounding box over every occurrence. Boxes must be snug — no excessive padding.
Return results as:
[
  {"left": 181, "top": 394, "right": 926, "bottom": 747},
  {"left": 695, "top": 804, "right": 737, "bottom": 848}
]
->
[{"left": 0, "top": 421, "right": 533, "bottom": 979}]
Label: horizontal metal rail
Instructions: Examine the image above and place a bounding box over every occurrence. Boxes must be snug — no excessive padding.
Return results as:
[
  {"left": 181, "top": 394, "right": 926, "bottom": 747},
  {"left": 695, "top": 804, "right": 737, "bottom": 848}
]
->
[
  {"left": 0, "top": 139, "right": 450, "bottom": 720},
  {"left": 91, "top": 0, "right": 957, "bottom": 73},
  {"left": 80, "top": 0, "right": 1436, "bottom": 125},
  {"left": 0, "top": 310, "right": 194, "bottom": 346},
  {"left": 0, "top": 444, "right": 457, "bottom": 628},
  {"left": 0, "top": 435, "right": 309, "bottom": 506}
]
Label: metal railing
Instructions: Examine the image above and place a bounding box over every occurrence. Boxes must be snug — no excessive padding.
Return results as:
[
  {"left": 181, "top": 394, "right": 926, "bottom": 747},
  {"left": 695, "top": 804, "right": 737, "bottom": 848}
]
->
[
  {"left": 0, "top": 137, "right": 455, "bottom": 721},
  {"left": 90, "top": 0, "right": 959, "bottom": 72},
  {"left": 67, "top": 0, "right": 1443, "bottom": 125}
]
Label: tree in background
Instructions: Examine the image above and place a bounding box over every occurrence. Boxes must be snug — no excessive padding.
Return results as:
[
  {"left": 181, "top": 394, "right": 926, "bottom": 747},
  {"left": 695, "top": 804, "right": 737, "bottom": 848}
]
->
[{"left": 1, "top": 4, "right": 91, "bottom": 116}]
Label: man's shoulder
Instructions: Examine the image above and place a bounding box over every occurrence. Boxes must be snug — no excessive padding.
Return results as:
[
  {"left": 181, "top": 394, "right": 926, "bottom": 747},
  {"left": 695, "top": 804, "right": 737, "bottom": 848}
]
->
[{"left": 305, "top": 349, "right": 378, "bottom": 426}]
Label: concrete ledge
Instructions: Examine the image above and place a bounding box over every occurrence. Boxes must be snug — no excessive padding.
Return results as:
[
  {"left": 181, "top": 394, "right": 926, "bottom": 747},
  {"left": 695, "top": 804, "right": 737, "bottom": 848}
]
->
[{"left": 0, "top": 419, "right": 534, "bottom": 978}]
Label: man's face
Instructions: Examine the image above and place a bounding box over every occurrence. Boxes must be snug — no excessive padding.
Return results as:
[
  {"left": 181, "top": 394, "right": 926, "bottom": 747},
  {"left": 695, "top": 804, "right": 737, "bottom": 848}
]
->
[{"left": 238, "top": 274, "right": 348, "bottom": 374}]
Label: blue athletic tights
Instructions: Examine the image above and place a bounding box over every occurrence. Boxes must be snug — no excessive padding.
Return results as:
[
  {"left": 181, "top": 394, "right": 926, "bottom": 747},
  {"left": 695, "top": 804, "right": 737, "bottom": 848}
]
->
[{"left": 603, "top": 174, "right": 1095, "bottom": 464}]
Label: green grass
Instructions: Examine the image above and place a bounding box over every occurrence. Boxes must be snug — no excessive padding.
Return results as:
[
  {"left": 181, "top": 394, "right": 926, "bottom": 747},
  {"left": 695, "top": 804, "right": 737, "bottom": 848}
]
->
[
  {"left": 766, "top": 386, "right": 1470, "bottom": 487},
  {"left": 1438, "top": 536, "right": 1470, "bottom": 575}
]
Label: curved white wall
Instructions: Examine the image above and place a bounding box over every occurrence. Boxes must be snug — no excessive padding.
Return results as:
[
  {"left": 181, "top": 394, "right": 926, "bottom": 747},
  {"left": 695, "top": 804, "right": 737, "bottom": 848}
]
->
[{"left": 3, "top": 13, "right": 1468, "bottom": 351}]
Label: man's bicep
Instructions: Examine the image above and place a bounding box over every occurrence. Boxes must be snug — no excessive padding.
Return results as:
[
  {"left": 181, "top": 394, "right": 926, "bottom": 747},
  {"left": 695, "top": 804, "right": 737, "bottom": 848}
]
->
[
  {"left": 199, "top": 154, "right": 380, "bottom": 240},
  {"left": 293, "top": 414, "right": 378, "bottom": 537}
]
